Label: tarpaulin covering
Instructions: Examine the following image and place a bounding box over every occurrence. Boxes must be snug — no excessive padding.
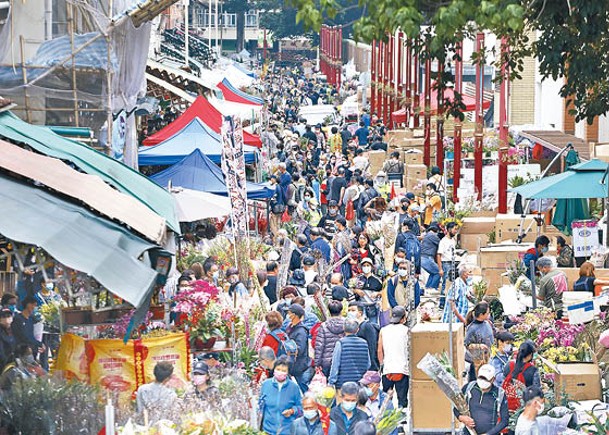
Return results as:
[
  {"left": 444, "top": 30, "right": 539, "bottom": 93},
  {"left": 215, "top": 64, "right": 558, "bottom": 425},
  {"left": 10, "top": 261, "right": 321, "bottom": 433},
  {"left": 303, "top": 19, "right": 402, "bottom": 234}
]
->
[
  {"left": 138, "top": 117, "right": 258, "bottom": 165},
  {"left": 0, "top": 174, "right": 160, "bottom": 308},
  {"left": 217, "top": 78, "right": 263, "bottom": 106},
  {"left": 150, "top": 149, "right": 273, "bottom": 200},
  {"left": 142, "top": 96, "right": 262, "bottom": 147},
  {"left": 0, "top": 139, "right": 167, "bottom": 243},
  {"left": 391, "top": 87, "right": 491, "bottom": 124},
  {"left": 0, "top": 111, "right": 179, "bottom": 233}
]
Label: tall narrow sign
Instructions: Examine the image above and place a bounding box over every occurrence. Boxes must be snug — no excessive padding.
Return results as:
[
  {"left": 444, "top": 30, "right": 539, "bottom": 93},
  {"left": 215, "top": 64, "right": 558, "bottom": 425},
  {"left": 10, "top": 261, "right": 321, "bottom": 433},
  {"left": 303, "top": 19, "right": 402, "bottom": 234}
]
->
[{"left": 221, "top": 116, "right": 250, "bottom": 258}]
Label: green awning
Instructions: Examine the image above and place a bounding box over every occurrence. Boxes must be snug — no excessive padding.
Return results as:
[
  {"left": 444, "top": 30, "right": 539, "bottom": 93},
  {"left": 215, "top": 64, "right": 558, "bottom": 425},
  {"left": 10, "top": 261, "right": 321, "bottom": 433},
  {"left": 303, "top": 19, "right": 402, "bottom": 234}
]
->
[
  {"left": 0, "top": 111, "right": 179, "bottom": 233},
  {"left": 0, "top": 174, "right": 159, "bottom": 308}
]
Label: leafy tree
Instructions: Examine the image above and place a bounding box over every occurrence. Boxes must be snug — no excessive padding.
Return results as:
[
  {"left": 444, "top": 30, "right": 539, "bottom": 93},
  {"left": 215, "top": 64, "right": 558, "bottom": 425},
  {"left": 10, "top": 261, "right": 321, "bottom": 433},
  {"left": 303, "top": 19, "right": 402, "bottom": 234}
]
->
[{"left": 289, "top": 0, "right": 609, "bottom": 123}]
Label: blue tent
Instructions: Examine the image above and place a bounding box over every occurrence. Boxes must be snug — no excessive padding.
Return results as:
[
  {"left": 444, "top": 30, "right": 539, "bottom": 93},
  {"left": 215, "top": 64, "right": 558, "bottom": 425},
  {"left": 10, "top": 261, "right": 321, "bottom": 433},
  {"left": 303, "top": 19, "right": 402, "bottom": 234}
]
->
[
  {"left": 150, "top": 149, "right": 273, "bottom": 200},
  {"left": 138, "top": 117, "right": 258, "bottom": 166}
]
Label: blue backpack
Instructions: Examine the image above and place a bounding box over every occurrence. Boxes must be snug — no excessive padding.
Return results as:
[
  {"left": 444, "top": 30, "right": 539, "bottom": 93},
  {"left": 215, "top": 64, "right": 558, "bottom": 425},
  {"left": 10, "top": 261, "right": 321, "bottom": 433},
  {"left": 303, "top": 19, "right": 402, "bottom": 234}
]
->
[
  {"left": 404, "top": 236, "right": 421, "bottom": 268},
  {"left": 269, "top": 331, "right": 298, "bottom": 359}
]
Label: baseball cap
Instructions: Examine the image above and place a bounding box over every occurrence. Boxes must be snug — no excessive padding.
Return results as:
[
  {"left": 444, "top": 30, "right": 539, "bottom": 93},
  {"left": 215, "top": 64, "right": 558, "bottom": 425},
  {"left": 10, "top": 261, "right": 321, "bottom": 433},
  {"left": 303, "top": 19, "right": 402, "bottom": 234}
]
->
[
  {"left": 302, "top": 255, "right": 316, "bottom": 266},
  {"left": 192, "top": 361, "right": 209, "bottom": 374},
  {"left": 328, "top": 200, "right": 338, "bottom": 207},
  {"left": 496, "top": 331, "right": 515, "bottom": 342},
  {"left": 477, "top": 364, "right": 496, "bottom": 381},
  {"left": 390, "top": 306, "right": 406, "bottom": 323},
  {"left": 361, "top": 257, "right": 374, "bottom": 265},
  {"left": 288, "top": 303, "right": 305, "bottom": 318},
  {"left": 360, "top": 371, "right": 382, "bottom": 385}
]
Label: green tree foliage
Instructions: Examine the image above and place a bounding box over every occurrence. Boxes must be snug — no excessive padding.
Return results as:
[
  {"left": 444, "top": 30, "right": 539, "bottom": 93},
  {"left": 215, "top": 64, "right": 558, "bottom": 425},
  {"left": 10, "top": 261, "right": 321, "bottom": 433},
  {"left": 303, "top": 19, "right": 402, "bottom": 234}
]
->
[{"left": 288, "top": 0, "right": 609, "bottom": 123}]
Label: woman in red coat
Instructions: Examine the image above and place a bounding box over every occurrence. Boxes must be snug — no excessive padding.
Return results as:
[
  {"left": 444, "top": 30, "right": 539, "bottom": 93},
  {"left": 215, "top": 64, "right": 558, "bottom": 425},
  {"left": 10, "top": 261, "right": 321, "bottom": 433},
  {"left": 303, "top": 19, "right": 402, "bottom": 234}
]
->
[{"left": 261, "top": 311, "right": 287, "bottom": 356}]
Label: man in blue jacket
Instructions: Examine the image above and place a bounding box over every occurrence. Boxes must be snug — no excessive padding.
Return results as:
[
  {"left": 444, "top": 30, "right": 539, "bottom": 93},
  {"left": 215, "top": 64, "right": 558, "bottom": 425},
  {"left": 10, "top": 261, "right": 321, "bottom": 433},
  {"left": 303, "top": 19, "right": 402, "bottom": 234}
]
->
[
  {"left": 330, "top": 382, "right": 369, "bottom": 435},
  {"left": 328, "top": 319, "right": 370, "bottom": 388},
  {"left": 310, "top": 228, "right": 331, "bottom": 263}
]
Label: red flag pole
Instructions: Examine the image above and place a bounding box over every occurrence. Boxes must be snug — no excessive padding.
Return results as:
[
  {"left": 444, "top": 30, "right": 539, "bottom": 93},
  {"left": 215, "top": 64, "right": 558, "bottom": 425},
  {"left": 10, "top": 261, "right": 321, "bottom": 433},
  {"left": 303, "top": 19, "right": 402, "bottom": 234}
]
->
[
  {"left": 413, "top": 43, "right": 420, "bottom": 128},
  {"left": 436, "top": 59, "right": 445, "bottom": 170},
  {"left": 404, "top": 38, "right": 411, "bottom": 127},
  {"left": 423, "top": 53, "right": 432, "bottom": 167},
  {"left": 498, "top": 36, "right": 509, "bottom": 213},
  {"left": 384, "top": 37, "right": 390, "bottom": 125},
  {"left": 395, "top": 32, "right": 403, "bottom": 128},
  {"left": 338, "top": 26, "right": 343, "bottom": 89},
  {"left": 474, "top": 32, "right": 485, "bottom": 201},
  {"left": 371, "top": 39, "right": 377, "bottom": 116},
  {"left": 453, "top": 41, "right": 463, "bottom": 203}
]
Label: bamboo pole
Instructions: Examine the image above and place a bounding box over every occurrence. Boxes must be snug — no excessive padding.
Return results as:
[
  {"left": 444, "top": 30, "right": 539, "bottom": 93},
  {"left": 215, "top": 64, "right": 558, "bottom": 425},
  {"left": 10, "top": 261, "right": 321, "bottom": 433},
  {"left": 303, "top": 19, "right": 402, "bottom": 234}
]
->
[
  {"left": 68, "top": 3, "right": 80, "bottom": 127},
  {"left": 19, "top": 36, "right": 31, "bottom": 123}
]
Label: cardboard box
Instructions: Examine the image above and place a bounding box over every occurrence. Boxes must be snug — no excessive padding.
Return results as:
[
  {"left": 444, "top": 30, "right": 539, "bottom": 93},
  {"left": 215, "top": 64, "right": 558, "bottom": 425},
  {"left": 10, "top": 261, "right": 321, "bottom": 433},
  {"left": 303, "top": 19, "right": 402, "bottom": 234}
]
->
[
  {"left": 479, "top": 244, "right": 527, "bottom": 269},
  {"left": 406, "top": 164, "right": 427, "bottom": 181},
  {"left": 367, "top": 150, "right": 386, "bottom": 175},
  {"left": 555, "top": 363, "right": 602, "bottom": 402},
  {"left": 461, "top": 217, "right": 496, "bottom": 235},
  {"left": 495, "top": 213, "right": 540, "bottom": 242},
  {"left": 411, "top": 322, "right": 465, "bottom": 380},
  {"left": 459, "top": 233, "right": 489, "bottom": 252},
  {"left": 481, "top": 268, "right": 507, "bottom": 294},
  {"left": 411, "top": 380, "right": 454, "bottom": 430},
  {"left": 403, "top": 149, "right": 424, "bottom": 165}
]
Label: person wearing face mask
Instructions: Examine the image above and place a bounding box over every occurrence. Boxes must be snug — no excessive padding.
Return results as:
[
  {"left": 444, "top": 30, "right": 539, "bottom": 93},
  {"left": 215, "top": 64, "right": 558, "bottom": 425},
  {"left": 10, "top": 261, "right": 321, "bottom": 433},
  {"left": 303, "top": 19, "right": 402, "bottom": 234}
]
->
[
  {"left": 0, "top": 309, "right": 15, "bottom": 371},
  {"left": 0, "top": 344, "right": 44, "bottom": 390},
  {"left": 259, "top": 356, "right": 303, "bottom": 435},
  {"left": 358, "top": 371, "right": 394, "bottom": 420},
  {"left": 203, "top": 259, "right": 219, "bottom": 286},
  {"left": 290, "top": 394, "right": 338, "bottom": 435},
  {"left": 522, "top": 235, "right": 550, "bottom": 277},
  {"left": 1, "top": 293, "right": 18, "bottom": 314},
  {"left": 330, "top": 382, "right": 368, "bottom": 435},
  {"left": 423, "top": 183, "right": 442, "bottom": 226},
  {"left": 354, "top": 258, "right": 382, "bottom": 324},
  {"left": 377, "top": 306, "right": 410, "bottom": 408},
  {"left": 310, "top": 228, "right": 332, "bottom": 263},
  {"left": 319, "top": 200, "right": 343, "bottom": 237},
  {"left": 465, "top": 302, "right": 495, "bottom": 382},
  {"left": 438, "top": 222, "right": 459, "bottom": 307},
  {"left": 253, "top": 346, "right": 276, "bottom": 386},
  {"left": 455, "top": 364, "right": 509, "bottom": 435},
  {"left": 442, "top": 264, "right": 472, "bottom": 324},
  {"left": 277, "top": 286, "right": 299, "bottom": 318},
  {"left": 490, "top": 331, "right": 515, "bottom": 388},
  {"left": 328, "top": 319, "right": 370, "bottom": 389},
  {"left": 386, "top": 259, "right": 419, "bottom": 311},
  {"left": 515, "top": 386, "right": 544, "bottom": 435},
  {"left": 286, "top": 304, "right": 314, "bottom": 392},
  {"left": 11, "top": 296, "right": 45, "bottom": 368},
  {"left": 186, "top": 361, "right": 219, "bottom": 402},
  {"left": 226, "top": 267, "right": 250, "bottom": 299},
  {"left": 536, "top": 257, "right": 567, "bottom": 318}
]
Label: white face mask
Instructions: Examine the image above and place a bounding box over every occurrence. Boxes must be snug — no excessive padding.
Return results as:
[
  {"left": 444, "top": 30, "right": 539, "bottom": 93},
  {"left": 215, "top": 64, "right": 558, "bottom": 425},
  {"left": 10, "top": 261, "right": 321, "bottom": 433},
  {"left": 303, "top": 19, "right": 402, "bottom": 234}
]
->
[
  {"left": 362, "top": 266, "right": 372, "bottom": 274},
  {"left": 503, "top": 344, "right": 513, "bottom": 354},
  {"left": 477, "top": 379, "right": 492, "bottom": 390},
  {"left": 398, "top": 269, "right": 408, "bottom": 278}
]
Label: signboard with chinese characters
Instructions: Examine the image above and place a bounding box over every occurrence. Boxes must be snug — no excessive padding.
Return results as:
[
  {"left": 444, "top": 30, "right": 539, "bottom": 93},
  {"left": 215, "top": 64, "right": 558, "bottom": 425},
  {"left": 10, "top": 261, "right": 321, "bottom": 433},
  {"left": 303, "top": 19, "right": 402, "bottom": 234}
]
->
[{"left": 572, "top": 220, "right": 600, "bottom": 258}]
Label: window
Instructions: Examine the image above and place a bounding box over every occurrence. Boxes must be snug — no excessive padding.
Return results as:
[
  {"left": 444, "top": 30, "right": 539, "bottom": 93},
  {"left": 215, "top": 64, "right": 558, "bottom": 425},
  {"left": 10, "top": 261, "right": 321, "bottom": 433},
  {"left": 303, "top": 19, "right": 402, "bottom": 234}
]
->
[
  {"left": 245, "top": 12, "right": 258, "bottom": 28},
  {"left": 221, "top": 13, "right": 236, "bottom": 27}
]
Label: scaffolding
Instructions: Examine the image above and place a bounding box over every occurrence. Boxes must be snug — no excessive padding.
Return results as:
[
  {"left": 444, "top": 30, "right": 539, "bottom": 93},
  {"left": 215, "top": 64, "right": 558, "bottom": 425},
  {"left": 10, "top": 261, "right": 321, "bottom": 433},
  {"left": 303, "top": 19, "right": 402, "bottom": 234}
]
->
[{"left": 0, "top": 0, "right": 179, "bottom": 152}]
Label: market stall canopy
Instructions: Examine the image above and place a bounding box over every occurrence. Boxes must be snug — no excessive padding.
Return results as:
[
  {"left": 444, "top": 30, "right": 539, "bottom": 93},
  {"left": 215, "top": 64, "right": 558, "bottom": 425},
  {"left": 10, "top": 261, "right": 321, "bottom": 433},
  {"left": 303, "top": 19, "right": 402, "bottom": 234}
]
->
[
  {"left": 510, "top": 159, "right": 609, "bottom": 199},
  {"left": 0, "top": 140, "right": 167, "bottom": 243},
  {"left": 0, "top": 111, "right": 179, "bottom": 233},
  {"left": 519, "top": 130, "right": 589, "bottom": 161},
  {"left": 0, "top": 174, "right": 160, "bottom": 308},
  {"left": 138, "top": 117, "right": 258, "bottom": 165},
  {"left": 209, "top": 97, "right": 261, "bottom": 120},
  {"left": 142, "top": 96, "right": 262, "bottom": 147},
  {"left": 217, "top": 78, "right": 263, "bottom": 106},
  {"left": 171, "top": 187, "right": 232, "bottom": 222},
  {"left": 150, "top": 149, "right": 274, "bottom": 200},
  {"left": 391, "top": 87, "right": 491, "bottom": 124}
]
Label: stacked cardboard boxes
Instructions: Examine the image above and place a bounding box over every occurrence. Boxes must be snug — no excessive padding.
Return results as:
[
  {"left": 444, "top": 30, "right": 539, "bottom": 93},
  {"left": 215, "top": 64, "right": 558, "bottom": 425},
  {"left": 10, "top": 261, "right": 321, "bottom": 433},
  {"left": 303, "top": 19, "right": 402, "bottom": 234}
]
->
[
  {"left": 410, "top": 322, "right": 465, "bottom": 431},
  {"left": 367, "top": 150, "right": 386, "bottom": 176},
  {"left": 555, "top": 363, "right": 601, "bottom": 402},
  {"left": 404, "top": 164, "right": 427, "bottom": 191}
]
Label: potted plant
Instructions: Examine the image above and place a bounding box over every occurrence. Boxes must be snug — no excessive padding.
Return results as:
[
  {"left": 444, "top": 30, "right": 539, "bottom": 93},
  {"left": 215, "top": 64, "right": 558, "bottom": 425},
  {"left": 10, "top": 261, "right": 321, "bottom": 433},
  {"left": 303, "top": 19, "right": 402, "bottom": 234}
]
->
[{"left": 508, "top": 175, "right": 526, "bottom": 214}]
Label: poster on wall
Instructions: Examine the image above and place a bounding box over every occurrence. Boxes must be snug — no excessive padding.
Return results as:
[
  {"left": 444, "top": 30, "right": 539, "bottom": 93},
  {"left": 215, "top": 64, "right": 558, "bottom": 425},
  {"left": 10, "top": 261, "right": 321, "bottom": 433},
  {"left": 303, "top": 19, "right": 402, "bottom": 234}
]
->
[{"left": 572, "top": 220, "right": 600, "bottom": 258}]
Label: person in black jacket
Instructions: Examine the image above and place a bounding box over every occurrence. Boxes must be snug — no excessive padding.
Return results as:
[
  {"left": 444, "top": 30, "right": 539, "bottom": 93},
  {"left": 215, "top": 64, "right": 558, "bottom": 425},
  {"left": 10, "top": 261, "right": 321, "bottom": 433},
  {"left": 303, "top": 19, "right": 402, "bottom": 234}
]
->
[
  {"left": 330, "top": 382, "right": 369, "bottom": 435},
  {"left": 286, "top": 304, "right": 313, "bottom": 392},
  {"left": 0, "top": 309, "right": 15, "bottom": 370},
  {"left": 11, "top": 297, "right": 44, "bottom": 363},
  {"left": 347, "top": 302, "right": 380, "bottom": 371}
]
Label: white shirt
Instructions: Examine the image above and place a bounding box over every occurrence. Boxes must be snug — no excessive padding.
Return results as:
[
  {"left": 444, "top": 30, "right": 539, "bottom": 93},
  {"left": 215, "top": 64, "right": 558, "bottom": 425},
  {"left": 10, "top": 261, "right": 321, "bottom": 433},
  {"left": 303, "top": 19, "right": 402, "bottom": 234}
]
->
[
  {"left": 380, "top": 323, "right": 409, "bottom": 375},
  {"left": 437, "top": 236, "right": 457, "bottom": 262},
  {"left": 353, "top": 156, "right": 369, "bottom": 172},
  {"left": 515, "top": 415, "right": 539, "bottom": 435}
]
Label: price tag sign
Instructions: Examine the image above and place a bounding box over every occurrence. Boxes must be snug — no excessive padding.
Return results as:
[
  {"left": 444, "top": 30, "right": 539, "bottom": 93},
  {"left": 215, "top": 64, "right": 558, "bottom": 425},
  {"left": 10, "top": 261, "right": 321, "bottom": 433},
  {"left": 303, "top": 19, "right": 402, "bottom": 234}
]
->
[{"left": 572, "top": 220, "right": 600, "bottom": 258}]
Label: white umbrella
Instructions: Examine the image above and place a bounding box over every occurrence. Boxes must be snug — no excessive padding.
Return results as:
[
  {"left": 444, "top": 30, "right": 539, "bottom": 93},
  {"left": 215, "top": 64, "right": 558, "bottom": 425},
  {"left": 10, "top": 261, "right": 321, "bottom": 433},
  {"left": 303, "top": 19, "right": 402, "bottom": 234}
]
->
[{"left": 170, "top": 187, "right": 232, "bottom": 222}]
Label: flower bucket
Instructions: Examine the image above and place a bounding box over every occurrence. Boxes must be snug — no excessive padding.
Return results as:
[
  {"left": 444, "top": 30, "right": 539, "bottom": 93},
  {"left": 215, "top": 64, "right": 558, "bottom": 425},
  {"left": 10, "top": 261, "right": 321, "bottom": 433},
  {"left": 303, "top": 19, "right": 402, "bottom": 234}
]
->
[
  {"left": 193, "top": 336, "right": 217, "bottom": 351},
  {"left": 445, "top": 151, "right": 454, "bottom": 159}
]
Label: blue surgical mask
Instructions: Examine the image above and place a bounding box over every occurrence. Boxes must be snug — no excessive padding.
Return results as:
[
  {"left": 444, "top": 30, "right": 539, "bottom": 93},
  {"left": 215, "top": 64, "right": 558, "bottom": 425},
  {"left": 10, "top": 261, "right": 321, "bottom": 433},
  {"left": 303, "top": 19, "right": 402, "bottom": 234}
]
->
[
  {"left": 466, "top": 277, "right": 473, "bottom": 285},
  {"left": 45, "top": 283, "right": 54, "bottom": 291},
  {"left": 341, "top": 401, "right": 357, "bottom": 412},
  {"left": 347, "top": 312, "right": 357, "bottom": 320},
  {"left": 541, "top": 247, "right": 549, "bottom": 253},
  {"left": 303, "top": 409, "right": 318, "bottom": 420},
  {"left": 364, "top": 387, "right": 373, "bottom": 397},
  {"left": 8, "top": 304, "right": 16, "bottom": 313}
]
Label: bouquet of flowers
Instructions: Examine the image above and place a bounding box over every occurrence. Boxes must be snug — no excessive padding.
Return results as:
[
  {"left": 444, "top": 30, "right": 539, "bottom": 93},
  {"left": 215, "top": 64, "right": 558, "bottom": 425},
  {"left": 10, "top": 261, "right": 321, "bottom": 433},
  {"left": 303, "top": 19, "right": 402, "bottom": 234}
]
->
[{"left": 417, "top": 353, "right": 476, "bottom": 435}]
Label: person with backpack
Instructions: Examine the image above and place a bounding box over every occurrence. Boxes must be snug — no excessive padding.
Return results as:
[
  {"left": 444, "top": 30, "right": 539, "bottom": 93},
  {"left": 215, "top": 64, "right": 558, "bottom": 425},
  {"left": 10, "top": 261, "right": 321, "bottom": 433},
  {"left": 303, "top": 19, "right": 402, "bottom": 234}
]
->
[
  {"left": 502, "top": 340, "right": 541, "bottom": 416},
  {"left": 262, "top": 311, "right": 288, "bottom": 357},
  {"left": 356, "top": 179, "right": 379, "bottom": 227},
  {"left": 454, "top": 364, "right": 509, "bottom": 435},
  {"left": 314, "top": 300, "right": 345, "bottom": 377},
  {"left": 287, "top": 304, "right": 314, "bottom": 392},
  {"left": 395, "top": 220, "right": 421, "bottom": 279}
]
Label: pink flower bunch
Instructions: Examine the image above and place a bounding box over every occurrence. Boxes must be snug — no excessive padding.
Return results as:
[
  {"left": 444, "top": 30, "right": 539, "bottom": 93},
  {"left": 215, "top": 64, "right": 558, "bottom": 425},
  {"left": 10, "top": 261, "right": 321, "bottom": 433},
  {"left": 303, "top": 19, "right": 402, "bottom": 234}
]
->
[
  {"left": 536, "top": 320, "right": 584, "bottom": 349},
  {"left": 171, "top": 280, "right": 219, "bottom": 313},
  {"left": 113, "top": 310, "right": 153, "bottom": 338}
]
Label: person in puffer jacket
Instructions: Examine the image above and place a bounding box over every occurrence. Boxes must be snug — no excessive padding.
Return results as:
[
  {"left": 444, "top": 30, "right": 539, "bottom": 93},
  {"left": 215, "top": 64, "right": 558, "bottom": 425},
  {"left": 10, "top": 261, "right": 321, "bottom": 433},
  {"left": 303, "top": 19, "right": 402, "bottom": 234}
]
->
[{"left": 314, "top": 300, "right": 346, "bottom": 377}]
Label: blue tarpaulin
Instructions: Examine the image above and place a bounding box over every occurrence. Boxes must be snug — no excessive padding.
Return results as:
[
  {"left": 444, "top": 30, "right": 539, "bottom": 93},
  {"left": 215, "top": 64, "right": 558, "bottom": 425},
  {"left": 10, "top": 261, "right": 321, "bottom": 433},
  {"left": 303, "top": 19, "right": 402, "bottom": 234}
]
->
[
  {"left": 138, "top": 117, "right": 258, "bottom": 166},
  {"left": 150, "top": 149, "right": 273, "bottom": 200}
]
